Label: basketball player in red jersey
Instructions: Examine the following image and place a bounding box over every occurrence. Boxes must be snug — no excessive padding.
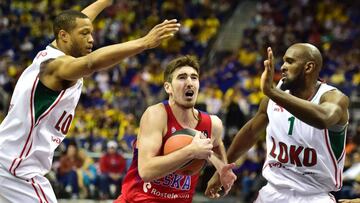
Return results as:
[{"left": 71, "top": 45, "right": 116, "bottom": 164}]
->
[{"left": 115, "top": 55, "right": 236, "bottom": 203}]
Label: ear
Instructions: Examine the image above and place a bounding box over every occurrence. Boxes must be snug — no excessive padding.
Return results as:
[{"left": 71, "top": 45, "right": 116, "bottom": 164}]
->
[
  {"left": 305, "top": 61, "right": 315, "bottom": 74},
  {"left": 164, "top": 81, "right": 172, "bottom": 94},
  {"left": 58, "top": 30, "right": 69, "bottom": 42}
]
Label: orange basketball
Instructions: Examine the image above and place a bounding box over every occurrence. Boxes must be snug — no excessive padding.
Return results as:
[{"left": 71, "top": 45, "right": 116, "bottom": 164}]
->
[{"left": 163, "top": 128, "right": 206, "bottom": 176}]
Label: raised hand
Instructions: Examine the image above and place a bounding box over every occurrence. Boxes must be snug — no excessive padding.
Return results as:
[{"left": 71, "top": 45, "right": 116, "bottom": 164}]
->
[
  {"left": 261, "top": 47, "right": 275, "bottom": 95},
  {"left": 142, "top": 19, "right": 181, "bottom": 49}
]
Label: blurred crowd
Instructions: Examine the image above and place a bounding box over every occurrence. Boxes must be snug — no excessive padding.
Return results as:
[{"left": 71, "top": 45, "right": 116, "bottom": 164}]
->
[{"left": 0, "top": 0, "right": 359, "bottom": 201}]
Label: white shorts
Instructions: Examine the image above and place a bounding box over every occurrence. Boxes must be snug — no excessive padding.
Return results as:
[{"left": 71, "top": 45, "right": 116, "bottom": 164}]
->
[
  {"left": 0, "top": 165, "right": 57, "bottom": 203},
  {"left": 254, "top": 183, "right": 337, "bottom": 203}
]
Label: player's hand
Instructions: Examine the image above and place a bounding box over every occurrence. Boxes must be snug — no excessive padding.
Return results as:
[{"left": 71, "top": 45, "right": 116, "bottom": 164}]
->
[
  {"left": 339, "top": 199, "right": 360, "bottom": 203},
  {"left": 261, "top": 47, "right": 275, "bottom": 96},
  {"left": 189, "top": 131, "right": 213, "bottom": 159},
  {"left": 219, "top": 162, "right": 237, "bottom": 196},
  {"left": 205, "top": 173, "right": 222, "bottom": 198},
  {"left": 141, "top": 19, "right": 180, "bottom": 49}
]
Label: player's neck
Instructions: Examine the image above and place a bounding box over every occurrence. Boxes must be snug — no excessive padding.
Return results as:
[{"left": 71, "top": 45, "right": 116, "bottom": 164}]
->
[
  {"left": 291, "top": 81, "right": 320, "bottom": 100},
  {"left": 55, "top": 41, "right": 71, "bottom": 55},
  {"left": 169, "top": 102, "right": 199, "bottom": 129}
]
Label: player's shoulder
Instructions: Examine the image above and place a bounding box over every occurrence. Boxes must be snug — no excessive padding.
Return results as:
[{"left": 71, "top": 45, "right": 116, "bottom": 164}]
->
[
  {"left": 209, "top": 114, "right": 222, "bottom": 126},
  {"left": 140, "top": 103, "right": 168, "bottom": 127},
  {"left": 320, "top": 88, "right": 349, "bottom": 104},
  {"left": 144, "top": 102, "right": 167, "bottom": 116},
  {"left": 47, "top": 55, "right": 74, "bottom": 67}
]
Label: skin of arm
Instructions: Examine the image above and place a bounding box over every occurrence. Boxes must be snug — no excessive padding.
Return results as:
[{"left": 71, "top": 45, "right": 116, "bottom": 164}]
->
[
  {"left": 46, "top": 19, "right": 179, "bottom": 85},
  {"left": 81, "top": 0, "right": 112, "bottom": 21},
  {"left": 339, "top": 199, "right": 360, "bottom": 203},
  {"left": 52, "top": 38, "right": 149, "bottom": 81},
  {"left": 265, "top": 89, "right": 349, "bottom": 129},
  {"left": 205, "top": 97, "right": 269, "bottom": 198},
  {"left": 227, "top": 97, "right": 269, "bottom": 163},
  {"left": 209, "top": 115, "right": 228, "bottom": 166},
  {"left": 137, "top": 104, "right": 212, "bottom": 182}
]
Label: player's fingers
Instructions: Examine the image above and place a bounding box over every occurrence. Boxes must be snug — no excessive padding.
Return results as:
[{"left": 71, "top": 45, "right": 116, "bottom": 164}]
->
[
  {"left": 163, "top": 26, "right": 181, "bottom": 34},
  {"left": 268, "top": 47, "right": 274, "bottom": 68},
  {"left": 205, "top": 188, "right": 215, "bottom": 198},
  {"left": 194, "top": 130, "right": 205, "bottom": 139},
  {"left": 224, "top": 189, "right": 230, "bottom": 196},
  {"left": 204, "top": 188, "right": 211, "bottom": 196},
  {"left": 153, "top": 19, "right": 167, "bottom": 29},
  {"left": 264, "top": 60, "right": 270, "bottom": 71},
  {"left": 163, "top": 22, "right": 181, "bottom": 28},
  {"left": 164, "top": 19, "right": 178, "bottom": 23},
  {"left": 157, "top": 23, "right": 180, "bottom": 33},
  {"left": 157, "top": 19, "right": 178, "bottom": 29},
  {"left": 158, "top": 34, "right": 174, "bottom": 41},
  {"left": 223, "top": 162, "right": 236, "bottom": 170},
  {"left": 207, "top": 189, "right": 220, "bottom": 199}
]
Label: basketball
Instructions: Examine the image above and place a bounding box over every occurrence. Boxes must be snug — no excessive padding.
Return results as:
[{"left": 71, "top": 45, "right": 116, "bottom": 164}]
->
[{"left": 163, "top": 128, "right": 207, "bottom": 176}]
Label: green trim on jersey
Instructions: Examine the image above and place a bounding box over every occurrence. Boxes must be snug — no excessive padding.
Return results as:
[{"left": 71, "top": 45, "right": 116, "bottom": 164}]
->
[
  {"left": 172, "top": 128, "right": 197, "bottom": 136},
  {"left": 34, "top": 81, "right": 61, "bottom": 122},
  {"left": 328, "top": 128, "right": 346, "bottom": 160}
]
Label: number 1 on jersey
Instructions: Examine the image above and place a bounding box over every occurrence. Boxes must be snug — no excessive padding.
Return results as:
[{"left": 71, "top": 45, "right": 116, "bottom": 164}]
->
[{"left": 288, "top": 116, "right": 295, "bottom": 135}]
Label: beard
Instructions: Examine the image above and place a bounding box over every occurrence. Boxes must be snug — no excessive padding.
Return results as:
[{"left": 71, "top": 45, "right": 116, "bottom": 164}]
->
[
  {"left": 69, "top": 39, "right": 85, "bottom": 57},
  {"left": 280, "top": 73, "right": 304, "bottom": 91},
  {"left": 280, "top": 79, "right": 290, "bottom": 91},
  {"left": 174, "top": 98, "right": 196, "bottom": 109}
]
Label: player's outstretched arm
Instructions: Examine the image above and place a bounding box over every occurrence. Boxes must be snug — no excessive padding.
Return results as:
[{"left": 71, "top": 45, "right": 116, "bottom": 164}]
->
[
  {"left": 339, "top": 199, "right": 360, "bottom": 203},
  {"left": 205, "top": 97, "right": 269, "bottom": 198},
  {"left": 50, "top": 19, "right": 180, "bottom": 81},
  {"left": 227, "top": 97, "right": 269, "bottom": 163},
  {"left": 205, "top": 116, "right": 237, "bottom": 197},
  {"left": 81, "top": 0, "right": 113, "bottom": 21},
  {"left": 137, "top": 104, "right": 213, "bottom": 182},
  {"left": 261, "top": 47, "right": 349, "bottom": 129}
]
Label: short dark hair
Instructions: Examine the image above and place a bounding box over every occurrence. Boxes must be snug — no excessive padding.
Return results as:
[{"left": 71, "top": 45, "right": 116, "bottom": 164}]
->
[
  {"left": 164, "top": 55, "right": 200, "bottom": 82},
  {"left": 53, "top": 10, "right": 89, "bottom": 40}
]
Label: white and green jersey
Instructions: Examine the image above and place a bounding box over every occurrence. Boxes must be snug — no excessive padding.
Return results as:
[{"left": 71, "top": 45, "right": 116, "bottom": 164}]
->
[
  {"left": 0, "top": 45, "right": 83, "bottom": 180},
  {"left": 263, "top": 82, "right": 347, "bottom": 194}
]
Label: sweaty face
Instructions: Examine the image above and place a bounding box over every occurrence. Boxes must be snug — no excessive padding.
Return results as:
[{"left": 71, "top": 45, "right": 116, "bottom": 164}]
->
[
  {"left": 280, "top": 47, "right": 306, "bottom": 91},
  {"left": 167, "top": 66, "right": 199, "bottom": 109},
  {"left": 69, "top": 18, "right": 94, "bottom": 57}
]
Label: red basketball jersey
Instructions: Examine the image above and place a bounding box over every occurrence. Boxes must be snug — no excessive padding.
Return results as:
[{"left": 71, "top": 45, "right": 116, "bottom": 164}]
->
[{"left": 117, "top": 101, "right": 212, "bottom": 203}]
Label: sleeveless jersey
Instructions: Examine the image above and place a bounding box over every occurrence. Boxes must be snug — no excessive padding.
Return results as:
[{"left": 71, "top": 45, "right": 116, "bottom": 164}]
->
[
  {"left": 0, "top": 45, "right": 83, "bottom": 179},
  {"left": 263, "top": 82, "right": 347, "bottom": 194},
  {"left": 120, "top": 101, "right": 212, "bottom": 203}
]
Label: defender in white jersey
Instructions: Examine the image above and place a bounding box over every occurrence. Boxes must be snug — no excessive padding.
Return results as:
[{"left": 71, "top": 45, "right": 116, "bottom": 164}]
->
[
  {"left": 205, "top": 43, "right": 349, "bottom": 203},
  {"left": 0, "top": 0, "right": 180, "bottom": 202}
]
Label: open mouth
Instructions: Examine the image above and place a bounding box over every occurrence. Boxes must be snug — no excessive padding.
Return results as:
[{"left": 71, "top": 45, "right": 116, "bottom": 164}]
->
[{"left": 185, "top": 89, "right": 194, "bottom": 99}]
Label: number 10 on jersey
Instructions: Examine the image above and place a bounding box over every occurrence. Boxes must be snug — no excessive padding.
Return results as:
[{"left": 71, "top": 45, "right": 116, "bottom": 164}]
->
[{"left": 55, "top": 111, "right": 73, "bottom": 134}]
